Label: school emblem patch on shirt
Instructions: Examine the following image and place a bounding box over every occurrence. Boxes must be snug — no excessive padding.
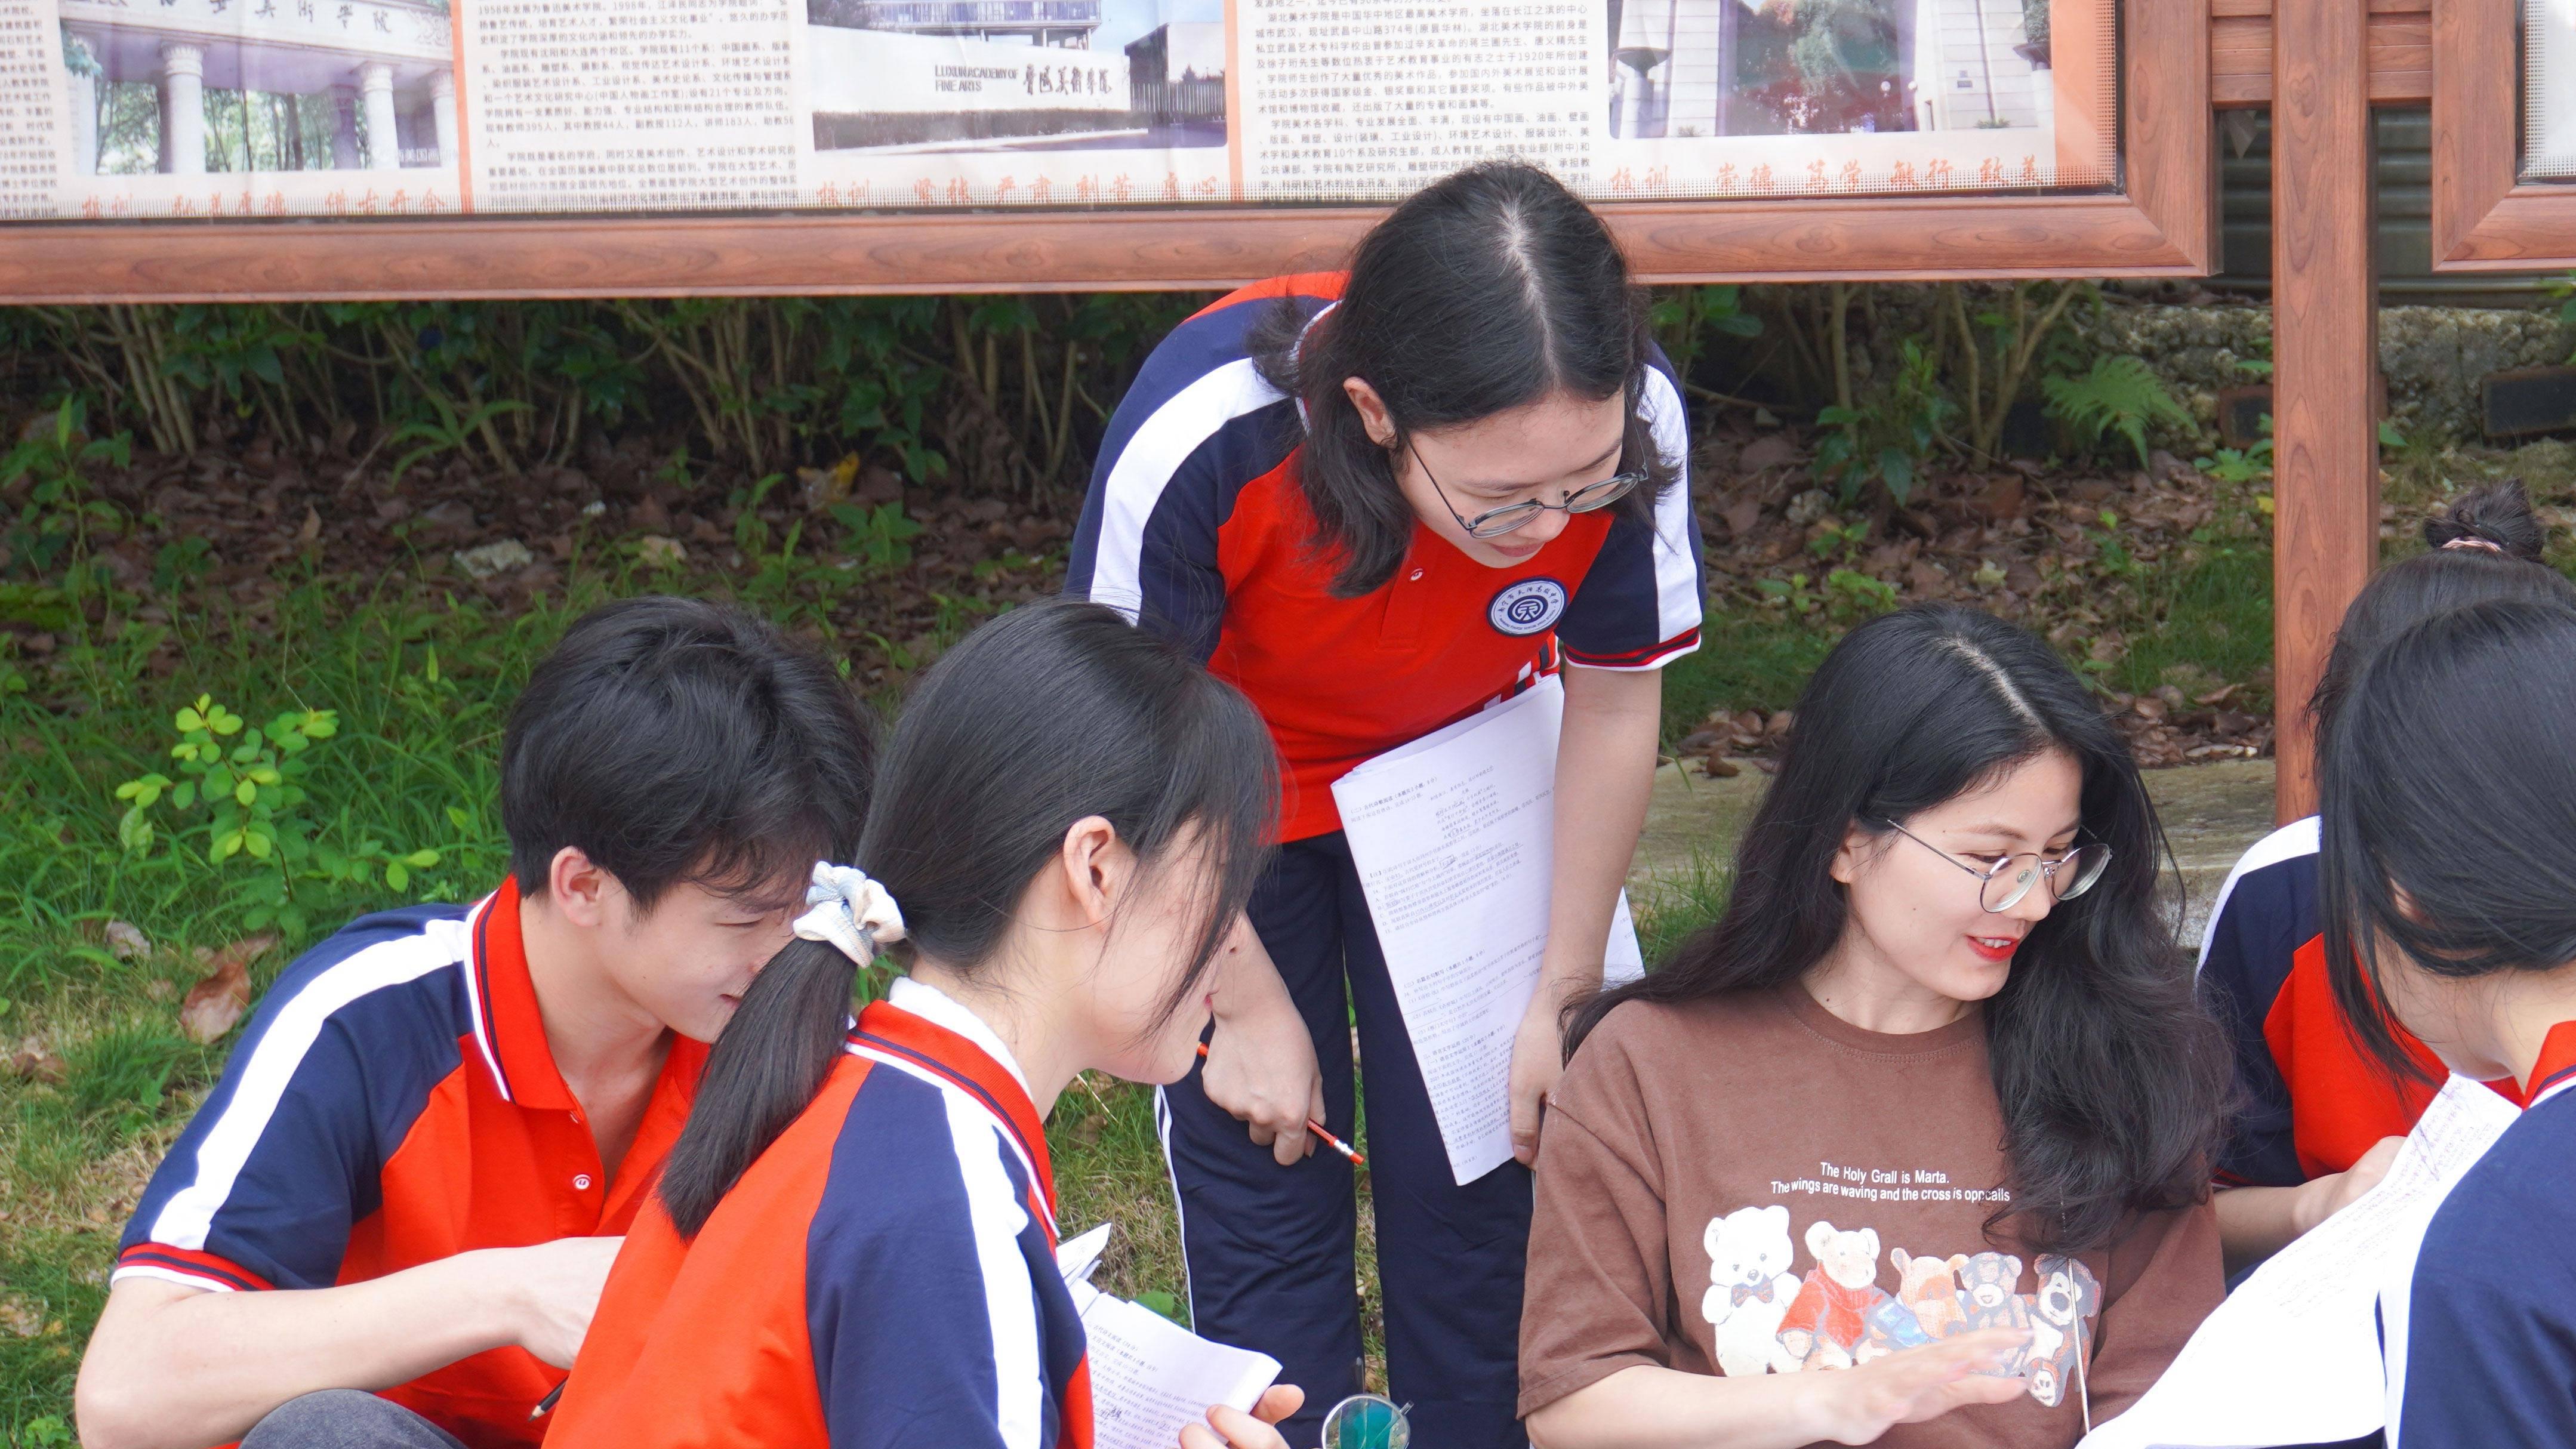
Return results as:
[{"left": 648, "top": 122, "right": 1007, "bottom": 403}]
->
[{"left": 1489, "top": 578, "right": 1569, "bottom": 636}]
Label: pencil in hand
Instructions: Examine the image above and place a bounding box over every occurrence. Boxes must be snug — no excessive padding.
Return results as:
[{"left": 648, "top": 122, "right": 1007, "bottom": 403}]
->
[{"left": 1195, "top": 1041, "right": 1367, "bottom": 1165}]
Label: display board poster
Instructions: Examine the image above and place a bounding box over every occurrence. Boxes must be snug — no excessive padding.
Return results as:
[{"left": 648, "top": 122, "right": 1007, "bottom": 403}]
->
[{"left": 0, "top": 0, "right": 2112, "bottom": 220}]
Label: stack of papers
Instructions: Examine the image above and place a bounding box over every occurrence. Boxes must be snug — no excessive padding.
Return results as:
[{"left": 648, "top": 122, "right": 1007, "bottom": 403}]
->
[
  {"left": 1056, "top": 1224, "right": 1282, "bottom": 1449},
  {"left": 1331, "top": 675, "right": 1646, "bottom": 1186}
]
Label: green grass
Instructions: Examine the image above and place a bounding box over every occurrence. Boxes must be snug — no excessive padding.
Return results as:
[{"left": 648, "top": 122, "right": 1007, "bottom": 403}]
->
[
  {"left": 2, "top": 521, "right": 2290, "bottom": 1433},
  {"left": 2102, "top": 541, "right": 2277, "bottom": 707},
  {"left": 1657, "top": 609, "right": 1839, "bottom": 742}
]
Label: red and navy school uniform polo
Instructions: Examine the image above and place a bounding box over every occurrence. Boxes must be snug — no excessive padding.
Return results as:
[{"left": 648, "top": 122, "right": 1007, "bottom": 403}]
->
[
  {"left": 1066, "top": 273, "right": 1705, "bottom": 841},
  {"left": 549, "top": 978, "right": 1092, "bottom": 1449},
  {"left": 2383, "top": 1024, "right": 2576, "bottom": 1448},
  {"left": 113, "top": 879, "right": 705, "bottom": 1448},
  {"left": 2196, "top": 816, "right": 2443, "bottom": 1185}
]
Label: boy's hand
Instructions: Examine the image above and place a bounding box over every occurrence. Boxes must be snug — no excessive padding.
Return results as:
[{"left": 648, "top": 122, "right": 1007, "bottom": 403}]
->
[
  {"left": 1801, "top": 1328, "right": 2032, "bottom": 1445},
  {"left": 1181, "top": 1385, "right": 1304, "bottom": 1449},
  {"left": 500, "top": 1236, "right": 624, "bottom": 1368}
]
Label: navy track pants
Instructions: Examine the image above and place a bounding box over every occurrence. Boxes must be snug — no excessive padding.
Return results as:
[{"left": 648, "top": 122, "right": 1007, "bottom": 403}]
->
[{"left": 1156, "top": 831, "right": 1531, "bottom": 1448}]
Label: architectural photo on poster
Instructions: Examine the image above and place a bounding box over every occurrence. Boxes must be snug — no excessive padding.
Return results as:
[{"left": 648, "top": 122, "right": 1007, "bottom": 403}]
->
[
  {"left": 57, "top": 0, "right": 456, "bottom": 176},
  {"left": 805, "top": 0, "right": 1224, "bottom": 153}
]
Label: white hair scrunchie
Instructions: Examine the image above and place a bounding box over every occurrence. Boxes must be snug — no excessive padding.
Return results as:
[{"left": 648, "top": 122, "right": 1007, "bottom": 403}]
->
[{"left": 792, "top": 861, "right": 906, "bottom": 965}]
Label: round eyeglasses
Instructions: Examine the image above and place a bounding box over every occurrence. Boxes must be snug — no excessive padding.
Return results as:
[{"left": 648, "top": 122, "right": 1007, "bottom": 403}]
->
[
  {"left": 1881, "top": 819, "right": 2112, "bottom": 914},
  {"left": 1410, "top": 442, "right": 1646, "bottom": 540},
  {"left": 1321, "top": 1394, "right": 1411, "bottom": 1449}
]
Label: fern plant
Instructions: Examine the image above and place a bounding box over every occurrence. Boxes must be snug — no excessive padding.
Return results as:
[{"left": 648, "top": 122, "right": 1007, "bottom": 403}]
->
[{"left": 2041, "top": 356, "right": 2195, "bottom": 467}]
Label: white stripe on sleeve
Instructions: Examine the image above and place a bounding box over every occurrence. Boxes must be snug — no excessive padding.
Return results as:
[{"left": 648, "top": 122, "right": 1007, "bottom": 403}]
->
[
  {"left": 2195, "top": 815, "right": 2321, "bottom": 971},
  {"left": 147, "top": 924, "right": 469, "bottom": 1251},
  {"left": 942, "top": 1090, "right": 1047, "bottom": 1449},
  {"left": 1641, "top": 366, "right": 1706, "bottom": 648},
  {"left": 1088, "top": 357, "right": 1283, "bottom": 621}
]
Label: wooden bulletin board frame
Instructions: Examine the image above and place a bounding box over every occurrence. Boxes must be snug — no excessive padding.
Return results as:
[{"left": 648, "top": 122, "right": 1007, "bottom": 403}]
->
[
  {"left": 0, "top": 0, "right": 2212, "bottom": 302},
  {"left": 2432, "top": 0, "right": 2575, "bottom": 268}
]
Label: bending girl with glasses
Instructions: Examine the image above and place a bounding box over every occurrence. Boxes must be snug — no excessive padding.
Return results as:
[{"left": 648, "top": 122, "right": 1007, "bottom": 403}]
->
[
  {"left": 1520, "top": 605, "right": 2231, "bottom": 1449},
  {"left": 1068, "top": 161, "right": 1700, "bottom": 1445}
]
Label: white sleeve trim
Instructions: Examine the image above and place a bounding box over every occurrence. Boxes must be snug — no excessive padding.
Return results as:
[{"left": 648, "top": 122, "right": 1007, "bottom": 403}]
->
[
  {"left": 107, "top": 1265, "right": 237, "bottom": 1294},
  {"left": 1640, "top": 366, "right": 1706, "bottom": 645},
  {"left": 2195, "top": 815, "right": 2322, "bottom": 972},
  {"left": 1086, "top": 357, "right": 1283, "bottom": 622},
  {"left": 145, "top": 927, "right": 467, "bottom": 1252}
]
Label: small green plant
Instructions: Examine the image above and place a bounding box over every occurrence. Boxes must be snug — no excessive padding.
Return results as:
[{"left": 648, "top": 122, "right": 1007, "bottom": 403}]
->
[
  {"left": 1813, "top": 337, "right": 1953, "bottom": 507},
  {"left": 2195, "top": 436, "right": 2275, "bottom": 488},
  {"left": 1805, "top": 519, "right": 1869, "bottom": 563},
  {"left": 388, "top": 393, "right": 534, "bottom": 483},
  {"left": 2041, "top": 355, "right": 2195, "bottom": 467},
  {"left": 1756, "top": 572, "right": 1822, "bottom": 615},
  {"left": 833, "top": 501, "right": 925, "bottom": 573},
  {"left": 2087, "top": 508, "right": 2145, "bottom": 579},
  {"left": 1822, "top": 568, "right": 1898, "bottom": 621},
  {"left": 112, "top": 693, "right": 446, "bottom": 934},
  {"left": 3, "top": 397, "right": 133, "bottom": 578},
  {"left": 1651, "top": 285, "right": 1764, "bottom": 379}
]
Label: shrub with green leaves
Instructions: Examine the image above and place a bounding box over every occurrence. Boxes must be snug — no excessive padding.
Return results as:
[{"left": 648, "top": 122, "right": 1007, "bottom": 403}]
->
[
  {"left": 2042, "top": 355, "right": 2195, "bottom": 468},
  {"left": 112, "top": 694, "right": 448, "bottom": 935},
  {"left": 1813, "top": 337, "right": 1953, "bottom": 508}
]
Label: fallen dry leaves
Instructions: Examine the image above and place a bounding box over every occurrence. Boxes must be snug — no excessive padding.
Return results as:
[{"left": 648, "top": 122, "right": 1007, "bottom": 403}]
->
[{"left": 178, "top": 932, "right": 278, "bottom": 1045}]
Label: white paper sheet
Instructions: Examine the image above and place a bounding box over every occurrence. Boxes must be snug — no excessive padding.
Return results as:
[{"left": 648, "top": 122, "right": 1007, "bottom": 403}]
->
[
  {"left": 1330, "top": 674, "right": 1646, "bottom": 1186},
  {"left": 2076, "top": 1074, "right": 2520, "bottom": 1449},
  {"left": 1055, "top": 1224, "right": 1283, "bottom": 1449}
]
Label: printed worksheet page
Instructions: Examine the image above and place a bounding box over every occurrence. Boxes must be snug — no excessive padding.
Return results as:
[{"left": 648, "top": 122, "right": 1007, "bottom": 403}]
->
[
  {"left": 2078, "top": 1074, "right": 2519, "bottom": 1449},
  {"left": 1331, "top": 674, "right": 1643, "bottom": 1185}
]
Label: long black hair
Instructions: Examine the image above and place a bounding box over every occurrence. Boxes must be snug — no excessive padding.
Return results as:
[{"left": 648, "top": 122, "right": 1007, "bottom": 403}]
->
[
  {"left": 2320, "top": 598, "right": 2576, "bottom": 1085},
  {"left": 1250, "top": 161, "right": 1677, "bottom": 597},
  {"left": 1567, "top": 604, "right": 2230, "bottom": 1253},
  {"left": 658, "top": 600, "right": 1279, "bottom": 1236},
  {"left": 2307, "top": 480, "right": 2572, "bottom": 736}
]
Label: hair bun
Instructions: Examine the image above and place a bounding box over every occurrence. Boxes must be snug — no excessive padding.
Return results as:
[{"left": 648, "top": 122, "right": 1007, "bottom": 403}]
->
[{"left": 2421, "top": 478, "right": 2546, "bottom": 561}]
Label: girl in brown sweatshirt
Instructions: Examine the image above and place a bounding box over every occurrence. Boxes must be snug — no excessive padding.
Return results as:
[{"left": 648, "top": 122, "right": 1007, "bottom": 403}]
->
[{"left": 1520, "top": 604, "right": 2232, "bottom": 1449}]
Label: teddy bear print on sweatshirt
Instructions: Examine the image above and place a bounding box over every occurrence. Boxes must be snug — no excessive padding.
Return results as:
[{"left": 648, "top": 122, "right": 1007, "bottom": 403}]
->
[
  {"left": 1699, "top": 1205, "right": 1804, "bottom": 1377},
  {"left": 1776, "top": 1221, "right": 1890, "bottom": 1370},
  {"left": 1695, "top": 1206, "right": 2099, "bottom": 1410}
]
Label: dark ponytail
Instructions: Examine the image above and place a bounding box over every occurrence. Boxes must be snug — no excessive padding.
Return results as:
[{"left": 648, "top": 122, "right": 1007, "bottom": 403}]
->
[
  {"left": 1567, "top": 605, "right": 2230, "bottom": 1254},
  {"left": 2309, "top": 480, "right": 2572, "bottom": 736},
  {"left": 2320, "top": 599, "right": 2576, "bottom": 1086},
  {"left": 1250, "top": 161, "right": 1676, "bottom": 597},
  {"left": 659, "top": 600, "right": 1278, "bottom": 1236}
]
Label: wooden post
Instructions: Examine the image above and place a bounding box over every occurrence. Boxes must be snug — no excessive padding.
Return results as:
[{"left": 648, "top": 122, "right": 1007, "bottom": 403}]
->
[{"left": 2269, "top": 0, "right": 2377, "bottom": 823}]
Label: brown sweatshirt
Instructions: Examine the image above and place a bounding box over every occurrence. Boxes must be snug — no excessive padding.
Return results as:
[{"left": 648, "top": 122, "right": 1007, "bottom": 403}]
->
[{"left": 1519, "top": 985, "right": 2220, "bottom": 1448}]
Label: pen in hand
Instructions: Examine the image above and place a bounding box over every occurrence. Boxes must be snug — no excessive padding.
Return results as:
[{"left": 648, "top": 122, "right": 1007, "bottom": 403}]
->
[
  {"left": 1195, "top": 1042, "right": 1367, "bottom": 1166},
  {"left": 530, "top": 1382, "right": 565, "bottom": 1421}
]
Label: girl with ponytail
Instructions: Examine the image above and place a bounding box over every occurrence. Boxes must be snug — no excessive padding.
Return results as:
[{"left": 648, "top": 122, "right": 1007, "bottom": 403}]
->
[
  {"left": 2315, "top": 596, "right": 2576, "bottom": 1446},
  {"left": 546, "top": 600, "right": 1304, "bottom": 1449},
  {"left": 2196, "top": 480, "right": 2576, "bottom": 1273}
]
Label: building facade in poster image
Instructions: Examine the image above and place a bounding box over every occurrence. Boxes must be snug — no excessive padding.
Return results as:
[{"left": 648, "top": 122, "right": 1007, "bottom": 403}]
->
[
  {"left": 805, "top": 0, "right": 1222, "bottom": 153},
  {"left": 58, "top": 0, "right": 455, "bottom": 177},
  {"left": 1603, "top": 0, "right": 2048, "bottom": 140}
]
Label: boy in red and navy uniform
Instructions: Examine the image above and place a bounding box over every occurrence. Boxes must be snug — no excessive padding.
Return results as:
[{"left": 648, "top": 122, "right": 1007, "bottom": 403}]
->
[
  {"left": 548, "top": 979, "right": 1090, "bottom": 1449},
  {"left": 76, "top": 598, "right": 874, "bottom": 1449},
  {"left": 2383, "top": 1025, "right": 2576, "bottom": 1449},
  {"left": 1068, "top": 259, "right": 1701, "bottom": 1445}
]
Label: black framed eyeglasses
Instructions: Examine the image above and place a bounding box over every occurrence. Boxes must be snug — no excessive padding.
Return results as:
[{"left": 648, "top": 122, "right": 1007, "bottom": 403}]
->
[
  {"left": 1881, "top": 819, "right": 2112, "bottom": 914},
  {"left": 1409, "top": 442, "right": 1644, "bottom": 540}
]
